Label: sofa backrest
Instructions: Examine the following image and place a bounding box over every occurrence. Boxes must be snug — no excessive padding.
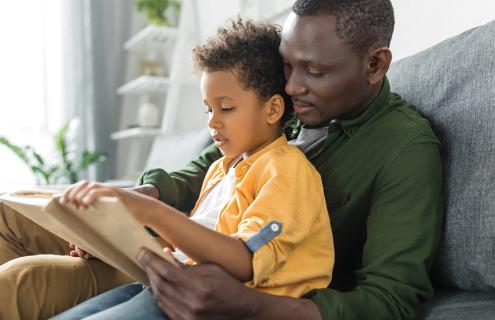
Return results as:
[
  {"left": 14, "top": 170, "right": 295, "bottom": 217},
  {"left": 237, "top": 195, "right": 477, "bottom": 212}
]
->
[{"left": 388, "top": 20, "right": 495, "bottom": 291}]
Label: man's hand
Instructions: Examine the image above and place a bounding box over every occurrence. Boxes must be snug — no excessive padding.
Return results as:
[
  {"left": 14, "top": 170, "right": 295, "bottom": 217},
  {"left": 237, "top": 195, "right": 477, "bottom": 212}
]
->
[{"left": 137, "top": 248, "right": 323, "bottom": 320}]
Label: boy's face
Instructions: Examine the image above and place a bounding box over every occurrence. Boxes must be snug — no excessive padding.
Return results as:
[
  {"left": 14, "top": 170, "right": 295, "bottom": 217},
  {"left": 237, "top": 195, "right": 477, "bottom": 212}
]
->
[{"left": 200, "top": 71, "right": 273, "bottom": 159}]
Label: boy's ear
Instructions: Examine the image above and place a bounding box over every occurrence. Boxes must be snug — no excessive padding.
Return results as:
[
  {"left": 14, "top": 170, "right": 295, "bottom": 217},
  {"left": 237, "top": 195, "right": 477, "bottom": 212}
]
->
[{"left": 265, "top": 94, "right": 285, "bottom": 125}]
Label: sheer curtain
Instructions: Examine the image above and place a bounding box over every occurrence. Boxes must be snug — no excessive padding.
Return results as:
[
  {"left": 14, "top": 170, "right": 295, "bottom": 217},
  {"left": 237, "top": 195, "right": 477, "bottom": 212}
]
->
[{"left": 0, "top": 0, "right": 132, "bottom": 191}]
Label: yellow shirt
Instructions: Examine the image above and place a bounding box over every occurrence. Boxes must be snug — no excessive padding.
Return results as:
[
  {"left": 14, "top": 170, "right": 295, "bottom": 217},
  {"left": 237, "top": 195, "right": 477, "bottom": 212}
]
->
[{"left": 190, "top": 135, "right": 334, "bottom": 297}]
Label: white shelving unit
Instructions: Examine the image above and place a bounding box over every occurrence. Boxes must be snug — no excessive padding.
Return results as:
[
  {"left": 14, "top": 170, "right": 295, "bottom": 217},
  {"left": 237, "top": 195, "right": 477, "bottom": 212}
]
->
[
  {"left": 111, "top": 0, "right": 200, "bottom": 140},
  {"left": 113, "top": 0, "right": 202, "bottom": 179},
  {"left": 124, "top": 25, "right": 178, "bottom": 51},
  {"left": 116, "top": 75, "right": 170, "bottom": 96}
]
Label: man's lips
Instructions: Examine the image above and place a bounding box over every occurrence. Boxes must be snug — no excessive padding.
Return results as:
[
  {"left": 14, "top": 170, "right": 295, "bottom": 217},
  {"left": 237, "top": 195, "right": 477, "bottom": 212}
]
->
[{"left": 292, "top": 100, "right": 316, "bottom": 115}]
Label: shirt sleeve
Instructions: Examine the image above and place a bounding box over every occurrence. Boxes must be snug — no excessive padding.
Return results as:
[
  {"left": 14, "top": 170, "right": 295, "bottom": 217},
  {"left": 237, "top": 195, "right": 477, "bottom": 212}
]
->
[
  {"left": 305, "top": 133, "right": 444, "bottom": 319},
  {"left": 230, "top": 159, "right": 328, "bottom": 286},
  {"left": 137, "top": 143, "right": 222, "bottom": 212}
]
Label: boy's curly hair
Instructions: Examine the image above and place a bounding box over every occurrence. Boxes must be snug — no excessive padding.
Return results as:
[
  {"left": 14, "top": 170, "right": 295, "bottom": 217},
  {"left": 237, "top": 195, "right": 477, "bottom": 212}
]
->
[{"left": 192, "top": 18, "right": 292, "bottom": 122}]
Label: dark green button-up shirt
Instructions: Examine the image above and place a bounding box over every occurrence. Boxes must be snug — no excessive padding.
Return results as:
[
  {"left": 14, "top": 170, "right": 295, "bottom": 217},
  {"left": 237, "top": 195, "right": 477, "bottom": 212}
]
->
[{"left": 138, "top": 78, "right": 444, "bottom": 319}]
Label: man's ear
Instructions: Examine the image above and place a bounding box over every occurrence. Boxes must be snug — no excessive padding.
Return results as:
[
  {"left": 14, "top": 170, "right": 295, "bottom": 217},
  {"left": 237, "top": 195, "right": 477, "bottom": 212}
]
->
[
  {"left": 366, "top": 47, "right": 392, "bottom": 85},
  {"left": 265, "top": 94, "right": 285, "bottom": 125}
]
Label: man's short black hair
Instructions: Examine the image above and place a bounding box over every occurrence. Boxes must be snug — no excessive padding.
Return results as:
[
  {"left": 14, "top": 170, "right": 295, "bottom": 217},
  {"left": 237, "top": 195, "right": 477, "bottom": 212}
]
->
[
  {"left": 192, "top": 18, "right": 292, "bottom": 123},
  {"left": 292, "top": 0, "right": 395, "bottom": 55}
]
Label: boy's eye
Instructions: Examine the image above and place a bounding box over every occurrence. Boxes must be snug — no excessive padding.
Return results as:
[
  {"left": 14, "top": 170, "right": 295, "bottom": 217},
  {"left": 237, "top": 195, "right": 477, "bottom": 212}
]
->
[
  {"left": 204, "top": 109, "right": 212, "bottom": 114},
  {"left": 221, "top": 106, "right": 234, "bottom": 112}
]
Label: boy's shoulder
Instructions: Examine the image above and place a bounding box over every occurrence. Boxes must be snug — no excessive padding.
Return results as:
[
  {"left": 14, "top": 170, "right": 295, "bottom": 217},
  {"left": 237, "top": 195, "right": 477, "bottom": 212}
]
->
[{"left": 253, "top": 141, "right": 317, "bottom": 177}]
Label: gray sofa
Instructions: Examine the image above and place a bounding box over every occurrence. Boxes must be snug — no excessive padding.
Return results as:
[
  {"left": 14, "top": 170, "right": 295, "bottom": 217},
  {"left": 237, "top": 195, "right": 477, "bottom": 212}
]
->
[{"left": 388, "top": 20, "right": 495, "bottom": 319}]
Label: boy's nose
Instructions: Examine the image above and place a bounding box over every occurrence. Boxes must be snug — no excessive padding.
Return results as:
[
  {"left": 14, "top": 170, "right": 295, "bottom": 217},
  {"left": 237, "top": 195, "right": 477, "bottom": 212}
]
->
[{"left": 207, "top": 113, "right": 221, "bottom": 129}]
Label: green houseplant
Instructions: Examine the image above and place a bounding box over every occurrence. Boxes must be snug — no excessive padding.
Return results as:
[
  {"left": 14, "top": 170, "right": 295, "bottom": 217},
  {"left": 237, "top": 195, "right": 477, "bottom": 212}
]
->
[
  {"left": 0, "top": 120, "right": 106, "bottom": 185},
  {"left": 135, "top": 0, "right": 181, "bottom": 26}
]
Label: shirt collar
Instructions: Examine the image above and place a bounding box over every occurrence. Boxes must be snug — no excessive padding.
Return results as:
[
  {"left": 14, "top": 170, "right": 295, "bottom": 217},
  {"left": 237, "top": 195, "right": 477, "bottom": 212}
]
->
[
  {"left": 339, "top": 77, "right": 390, "bottom": 136},
  {"left": 286, "top": 77, "right": 391, "bottom": 138},
  {"left": 219, "top": 135, "right": 287, "bottom": 174}
]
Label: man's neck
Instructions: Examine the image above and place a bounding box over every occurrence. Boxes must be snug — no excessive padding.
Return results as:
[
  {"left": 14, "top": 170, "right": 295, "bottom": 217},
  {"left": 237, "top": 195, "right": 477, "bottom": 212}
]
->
[{"left": 340, "top": 80, "right": 384, "bottom": 121}]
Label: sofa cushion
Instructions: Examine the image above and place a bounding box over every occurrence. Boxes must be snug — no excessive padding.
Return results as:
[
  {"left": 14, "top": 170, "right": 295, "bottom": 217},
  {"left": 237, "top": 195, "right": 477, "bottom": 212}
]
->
[
  {"left": 144, "top": 128, "right": 211, "bottom": 172},
  {"left": 388, "top": 20, "right": 495, "bottom": 290},
  {"left": 422, "top": 290, "right": 495, "bottom": 320}
]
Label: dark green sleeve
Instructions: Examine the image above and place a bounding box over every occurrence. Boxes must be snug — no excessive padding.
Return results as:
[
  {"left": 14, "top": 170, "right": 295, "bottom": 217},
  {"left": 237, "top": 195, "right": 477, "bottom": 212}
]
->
[
  {"left": 137, "top": 143, "right": 222, "bottom": 212},
  {"left": 305, "top": 134, "right": 444, "bottom": 319}
]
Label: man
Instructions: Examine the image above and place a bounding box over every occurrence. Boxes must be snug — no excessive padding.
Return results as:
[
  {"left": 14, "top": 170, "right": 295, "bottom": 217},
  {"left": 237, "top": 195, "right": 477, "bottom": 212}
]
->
[
  {"left": 133, "top": 0, "right": 443, "bottom": 319},
  {"left": 0, "top": 0, "right": 443, "bottom": 319}
]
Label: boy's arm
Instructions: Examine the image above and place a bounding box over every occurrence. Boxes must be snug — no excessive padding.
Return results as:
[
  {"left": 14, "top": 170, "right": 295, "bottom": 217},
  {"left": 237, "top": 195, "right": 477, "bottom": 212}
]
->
[
  {"left": 137, "top": 143, "right": 222, "bottom": 212},
  {"left": 142, "top": 201, "right": 253, "bottom": 282}
]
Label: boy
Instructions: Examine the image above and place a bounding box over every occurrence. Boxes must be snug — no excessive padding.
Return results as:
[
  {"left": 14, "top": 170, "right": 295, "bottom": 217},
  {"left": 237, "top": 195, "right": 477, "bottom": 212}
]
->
[{"left": 53, "top": 18, "right": 334, "bottom": 319}]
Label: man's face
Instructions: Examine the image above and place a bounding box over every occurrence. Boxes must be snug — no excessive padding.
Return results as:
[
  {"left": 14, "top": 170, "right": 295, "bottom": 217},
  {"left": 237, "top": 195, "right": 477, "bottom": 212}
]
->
[{"left": 280, "top": 13, "right": 372, "bottom": 127}]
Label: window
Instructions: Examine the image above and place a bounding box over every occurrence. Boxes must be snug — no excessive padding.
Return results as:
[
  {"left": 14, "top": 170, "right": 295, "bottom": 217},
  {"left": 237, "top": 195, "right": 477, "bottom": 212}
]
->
[{"left": 0, "top": 0, "right": 65, "bottom": 190}]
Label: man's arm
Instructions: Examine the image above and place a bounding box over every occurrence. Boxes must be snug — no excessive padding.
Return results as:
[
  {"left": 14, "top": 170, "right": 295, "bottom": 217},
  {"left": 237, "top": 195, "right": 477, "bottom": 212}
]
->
[
  {"left": 137, "top": 248, "right": 323, "bottom": 320},
  {"left": 137, "top": 143, "right": 222, "bottom": 212},
  {"left": 138, "top": 134, "right": 443, "bottom": 320}
]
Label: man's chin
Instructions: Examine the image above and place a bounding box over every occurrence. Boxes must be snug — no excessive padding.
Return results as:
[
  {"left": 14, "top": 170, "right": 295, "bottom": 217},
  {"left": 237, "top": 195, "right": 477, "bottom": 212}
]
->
[{"left": 297, "top": 115, "right": 330, "bottom": 129}]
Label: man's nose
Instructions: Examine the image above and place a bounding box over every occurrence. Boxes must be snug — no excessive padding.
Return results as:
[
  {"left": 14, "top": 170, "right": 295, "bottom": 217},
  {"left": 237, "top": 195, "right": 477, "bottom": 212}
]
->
[{"left": 285, "top": 70, "right": 308, "bottom": 97}]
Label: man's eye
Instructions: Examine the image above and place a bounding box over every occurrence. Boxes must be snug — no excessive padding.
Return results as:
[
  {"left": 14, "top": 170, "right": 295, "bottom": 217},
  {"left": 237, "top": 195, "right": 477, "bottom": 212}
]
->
[
  {"left": 221, "top": 107, "right": 234, "bottom": 112},
  {"left": 307, "top": 69, "right": 324, "bottom": 77}
]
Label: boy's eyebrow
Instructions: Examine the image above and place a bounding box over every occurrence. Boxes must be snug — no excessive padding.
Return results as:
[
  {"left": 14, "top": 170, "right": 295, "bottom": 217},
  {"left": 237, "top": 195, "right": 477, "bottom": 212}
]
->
[{"left": 215, "top": 96, "right": 235, "bottom": 101}]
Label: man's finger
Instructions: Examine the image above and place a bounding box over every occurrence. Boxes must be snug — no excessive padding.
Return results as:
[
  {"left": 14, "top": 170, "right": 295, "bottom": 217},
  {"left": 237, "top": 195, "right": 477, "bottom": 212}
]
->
[
  {"left": 147, "top": 270, "right": 190, "bottom": 319},
  {"left": 137, "top": 248, "right": 188, "bottom": 285}
]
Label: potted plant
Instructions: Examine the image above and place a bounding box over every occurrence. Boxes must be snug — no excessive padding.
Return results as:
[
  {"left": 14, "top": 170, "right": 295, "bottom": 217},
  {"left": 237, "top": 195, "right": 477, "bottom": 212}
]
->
[
  {"left": 0, "top": 120, "right": 106, "bottom": 185},
  {"left": 135, "top": 0, "right": 181, "bottom": 27}
]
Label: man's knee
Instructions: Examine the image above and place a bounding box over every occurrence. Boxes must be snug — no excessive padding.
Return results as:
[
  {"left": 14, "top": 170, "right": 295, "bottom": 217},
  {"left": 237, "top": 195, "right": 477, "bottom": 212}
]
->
[
  {"left": 0, "top": 255, "right": 99, "bottom": 319},
  {"left": 0, "top": 202, "right": 69, "bottom": 262}
]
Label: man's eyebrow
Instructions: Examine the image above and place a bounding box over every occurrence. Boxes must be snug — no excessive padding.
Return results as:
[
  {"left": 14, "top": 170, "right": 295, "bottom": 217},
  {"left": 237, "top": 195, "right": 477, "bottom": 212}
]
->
[{"left": 283, "top": 56, "right": 336, "bottom": 68}]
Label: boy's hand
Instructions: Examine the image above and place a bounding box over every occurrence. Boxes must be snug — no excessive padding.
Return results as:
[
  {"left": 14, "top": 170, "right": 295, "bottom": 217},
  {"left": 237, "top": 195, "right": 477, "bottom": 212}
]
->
[
  {"left": 68, "top": 242, "right": 93, "bottom": 259},
  {"left": 59, "top": 180, "right": 161, "bottom": 224}
]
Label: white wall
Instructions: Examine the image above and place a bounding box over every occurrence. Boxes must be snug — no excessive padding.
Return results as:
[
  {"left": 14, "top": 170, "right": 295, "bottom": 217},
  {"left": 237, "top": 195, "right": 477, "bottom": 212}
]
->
[
  {"left": 391, "top": 0, "right": 495, "bottom": 61},
  {"left": 195, "top": 1, "right": 495, "bottom": 62},
  {"left": 196, "top": 0, "right": 242, "bottom": 41}
]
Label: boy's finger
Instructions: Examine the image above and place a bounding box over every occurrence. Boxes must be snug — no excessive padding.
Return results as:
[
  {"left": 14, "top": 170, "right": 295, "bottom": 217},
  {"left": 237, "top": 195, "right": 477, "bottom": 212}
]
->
[
  {"left": 82, "top": 188, "right": 117, "bottom": 206},
  {"left": 73, "top": 182, "right": 97, "bottom": 207},
  {"left": 64, "top": 180, "right": 90, "bottom": 206}
]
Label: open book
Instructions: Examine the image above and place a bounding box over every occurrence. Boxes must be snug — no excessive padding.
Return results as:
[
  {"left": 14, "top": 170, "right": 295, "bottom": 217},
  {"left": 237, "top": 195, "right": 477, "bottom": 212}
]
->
[{"left": 0, "top": 189, "right": 175, "bottom": 285}]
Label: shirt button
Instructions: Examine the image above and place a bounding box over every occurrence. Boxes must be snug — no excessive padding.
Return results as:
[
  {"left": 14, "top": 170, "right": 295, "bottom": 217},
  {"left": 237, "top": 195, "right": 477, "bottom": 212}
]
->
[
  {"left": 270, "top": 223, "right": 280, "bottom": 232},
  {"left": 292, "top": 128, "right": 298, "bottom": 134}
]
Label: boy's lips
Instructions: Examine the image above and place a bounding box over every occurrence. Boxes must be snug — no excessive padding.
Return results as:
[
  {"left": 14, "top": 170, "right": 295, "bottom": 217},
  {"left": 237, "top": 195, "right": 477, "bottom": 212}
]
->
[{"left": 212, "top": 134, "right": 228, "bottom": 147}]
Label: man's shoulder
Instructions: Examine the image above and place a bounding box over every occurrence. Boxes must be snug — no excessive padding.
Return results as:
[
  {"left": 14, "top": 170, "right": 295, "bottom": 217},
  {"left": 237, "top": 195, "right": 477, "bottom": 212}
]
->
[{"left": 375, "top": 92, "right": 440, "bottom": 145}]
